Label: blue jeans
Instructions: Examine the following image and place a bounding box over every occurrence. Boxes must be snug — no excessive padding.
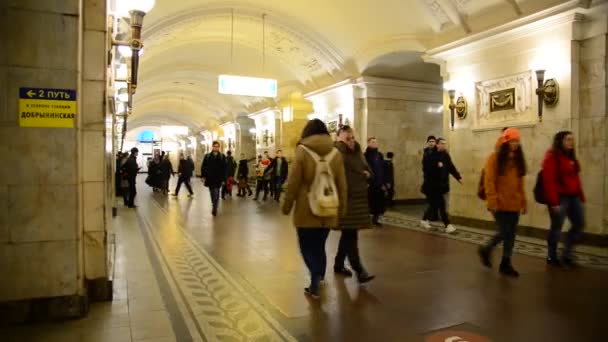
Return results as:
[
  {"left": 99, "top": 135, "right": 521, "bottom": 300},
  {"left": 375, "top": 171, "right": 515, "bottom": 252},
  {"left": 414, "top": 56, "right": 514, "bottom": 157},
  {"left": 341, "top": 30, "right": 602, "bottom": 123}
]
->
[
  {"left": 297, "top": 228, "right": 330, "bottom": 289},
  {"left": 209, "top": 186, "right": 220, "bottom": 209},
  {"left": 485, "top": 211, "right": 520, "bottom": 260},
  {"left": 274, "top": 177, "right": 285, "bottom": 200},
  {"left": 547, "top": 196, "right": 584, "bottom": 260}
]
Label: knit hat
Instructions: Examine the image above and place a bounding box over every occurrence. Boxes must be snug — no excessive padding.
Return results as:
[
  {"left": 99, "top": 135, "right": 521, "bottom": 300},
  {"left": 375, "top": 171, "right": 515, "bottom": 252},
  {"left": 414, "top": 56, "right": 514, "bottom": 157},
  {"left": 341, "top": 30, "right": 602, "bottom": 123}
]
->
[{"left": 498, "top": 128, "right": 521, "bottom": 145}]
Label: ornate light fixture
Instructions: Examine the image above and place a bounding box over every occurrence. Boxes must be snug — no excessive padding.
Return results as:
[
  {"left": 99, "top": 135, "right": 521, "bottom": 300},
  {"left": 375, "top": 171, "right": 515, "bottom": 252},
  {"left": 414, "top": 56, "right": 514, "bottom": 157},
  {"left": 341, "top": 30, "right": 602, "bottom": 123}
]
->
[
  {"left": 535, "top": 70, "right": 559, "bottom": 122},
  {"left": 455, "top": 95, "right": 467, "bottom": 120},
  {"left": 448, "top": 89, "right": 456, "bottom": 130}
]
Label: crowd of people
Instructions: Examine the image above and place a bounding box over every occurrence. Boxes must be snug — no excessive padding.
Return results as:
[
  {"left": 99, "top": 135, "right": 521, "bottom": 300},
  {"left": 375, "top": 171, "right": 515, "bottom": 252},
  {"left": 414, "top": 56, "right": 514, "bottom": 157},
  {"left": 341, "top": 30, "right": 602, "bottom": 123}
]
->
[{"left": 116, "top": 121, "right": 586, "bottom": 298}]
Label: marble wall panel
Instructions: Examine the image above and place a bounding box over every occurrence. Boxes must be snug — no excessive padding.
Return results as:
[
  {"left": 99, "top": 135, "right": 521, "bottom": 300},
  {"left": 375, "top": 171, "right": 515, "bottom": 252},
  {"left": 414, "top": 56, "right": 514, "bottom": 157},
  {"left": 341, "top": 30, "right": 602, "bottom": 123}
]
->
[
  {"left": 0, "top": 127, "right": 77, "bottom": 186},
  {"left": 0, "top": 67, "right": 6, "bottom": 123},
  {"left": 0, "top": 185, "right": 8, "bottom": 242},
  {"left": 5, "top": 9, "right": 78, "bottom": 70},
  {"left": 83, "top": 30, "right": 106, "bottom": 81},
  {"left": 84, "top": 230, "right": 107, "bottom": 279},
  {"left": 580, "top": 34, "right": 606, "bottom": 61},
  {"left": 367, "top": 98, "right": 443, "bottom": 200},
  {"left": 579, "top": 117, "right": 606, "bottom": 148},
  {"left": 6, "top": 0, "right": 79, "bottom": 15},
  {"left": 83, "top": 130, "right": 105, "bottom": 182},
  {"left": 84, "top": 0, "right": 107, "bottom": 31},
  {"left": 580, "top": 59, "right": 606, "bottom": 89},
  {"left": 82, "top": 80, "right": 105, "bottom": 127},
  {"left": 7, "top": 184, "right": 78, "bottom": 242},
  {"left": 584, "top": 203, "right": 604, "bottom": 234},
  {"left": 0, "top": 240, "right": 79, "bottom": 301},
  {"left": 83, "top": 181, "right": 104, "bottom": 232},
  {"left": 0, "top": 7, "right": 7, "bottom": 65},
  {"left": 581, "top": 170, "right": 604, "bottom": 207},
  {"left": 579, "top": 86, "right": 606, "bottom": 118}
]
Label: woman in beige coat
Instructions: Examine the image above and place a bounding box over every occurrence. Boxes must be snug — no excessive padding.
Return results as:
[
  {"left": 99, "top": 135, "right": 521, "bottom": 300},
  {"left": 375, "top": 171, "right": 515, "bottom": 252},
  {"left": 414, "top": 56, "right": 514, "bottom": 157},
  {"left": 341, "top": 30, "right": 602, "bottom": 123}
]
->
[{"left": 282, "top": 119, "right": 347, "bottom": 299}]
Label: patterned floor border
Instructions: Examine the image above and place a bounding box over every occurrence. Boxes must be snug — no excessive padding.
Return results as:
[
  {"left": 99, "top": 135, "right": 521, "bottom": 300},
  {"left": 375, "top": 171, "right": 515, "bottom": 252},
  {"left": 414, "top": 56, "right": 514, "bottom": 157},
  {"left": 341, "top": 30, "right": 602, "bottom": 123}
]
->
[
  {"left": 140, "top": 200, "right": 297, "bottom": 342},
  {"left": 382, "top": 211, "right": 608, "bottom": 270}
]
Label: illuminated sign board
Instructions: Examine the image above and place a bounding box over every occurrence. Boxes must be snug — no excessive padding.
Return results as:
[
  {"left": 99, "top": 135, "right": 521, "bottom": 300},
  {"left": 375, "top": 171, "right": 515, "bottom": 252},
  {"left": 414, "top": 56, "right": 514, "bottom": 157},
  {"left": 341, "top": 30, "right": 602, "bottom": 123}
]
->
[{"left": 218, "top": 75, "right": 277, "bottom": 98}]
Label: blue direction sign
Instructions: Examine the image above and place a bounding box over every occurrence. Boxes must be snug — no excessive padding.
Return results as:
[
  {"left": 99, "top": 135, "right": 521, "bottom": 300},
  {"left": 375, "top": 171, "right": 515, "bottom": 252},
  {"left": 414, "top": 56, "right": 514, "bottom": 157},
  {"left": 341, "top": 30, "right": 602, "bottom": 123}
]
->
[
  {"left": 19, "top": 87, "right": 77, "bottom": 128},
  {"left": 19, "top": 87, "right": 76, "bottom": 101}
]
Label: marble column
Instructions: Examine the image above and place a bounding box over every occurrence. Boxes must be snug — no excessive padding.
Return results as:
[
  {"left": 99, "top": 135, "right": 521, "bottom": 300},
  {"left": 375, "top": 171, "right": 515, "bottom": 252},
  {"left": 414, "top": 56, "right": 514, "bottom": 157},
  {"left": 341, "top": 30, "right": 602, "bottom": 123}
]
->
[
  {"left": 236, "top": 115, "right": 256, "bottom": 160},
  {"left": 0, "top": 0, "right": 110, "bottom": 319},
  {"left": 279, "top": 97, "right": 313, "bottom": 161}
]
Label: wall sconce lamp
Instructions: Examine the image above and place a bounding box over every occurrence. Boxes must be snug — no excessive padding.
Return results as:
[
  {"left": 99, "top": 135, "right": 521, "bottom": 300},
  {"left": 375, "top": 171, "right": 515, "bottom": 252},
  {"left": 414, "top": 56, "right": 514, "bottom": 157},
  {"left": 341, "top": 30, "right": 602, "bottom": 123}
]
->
[
  {"left": 448, "top": 89, "right": 456, "bottom": 130},
  {"left": 535, "top": 70, "right": 559, "bottom": 122},
  {"left": 111, "top": 1, "right": 155, "bottom": 110}
]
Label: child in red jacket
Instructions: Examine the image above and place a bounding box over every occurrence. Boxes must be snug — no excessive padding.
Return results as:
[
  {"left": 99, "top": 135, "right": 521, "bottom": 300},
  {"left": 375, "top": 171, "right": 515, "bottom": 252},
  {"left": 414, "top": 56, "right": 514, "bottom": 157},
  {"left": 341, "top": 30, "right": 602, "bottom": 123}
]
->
[{"left": 542, "top": 131, "right": 585, "bottom": 267}]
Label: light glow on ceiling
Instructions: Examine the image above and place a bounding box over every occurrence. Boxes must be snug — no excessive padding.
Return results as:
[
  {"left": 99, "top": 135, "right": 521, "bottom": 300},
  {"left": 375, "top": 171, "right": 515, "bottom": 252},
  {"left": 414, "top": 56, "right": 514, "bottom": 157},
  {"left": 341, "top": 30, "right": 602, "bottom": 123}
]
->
[{"left": 218, "top": 75, "right": 277, "bottom": 98}]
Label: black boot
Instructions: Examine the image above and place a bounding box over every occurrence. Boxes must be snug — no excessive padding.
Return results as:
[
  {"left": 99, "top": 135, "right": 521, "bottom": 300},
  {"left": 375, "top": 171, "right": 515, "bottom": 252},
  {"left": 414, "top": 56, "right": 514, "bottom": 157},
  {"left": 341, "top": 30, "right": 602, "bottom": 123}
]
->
[
  {"left": 546, "top": 257, "right": 563, "bottom": 267},
  {"left": 333, "top": 266, "right": 353, "bottom": 277},
  {"left": 478, "top": 246, "right": 492, "bottom": 268},
  {"left": 357, "top": 271, "right": 375, "bottom": 284},
  {"left": 499, "top": 258, "right": 519, "bottom": 277}
]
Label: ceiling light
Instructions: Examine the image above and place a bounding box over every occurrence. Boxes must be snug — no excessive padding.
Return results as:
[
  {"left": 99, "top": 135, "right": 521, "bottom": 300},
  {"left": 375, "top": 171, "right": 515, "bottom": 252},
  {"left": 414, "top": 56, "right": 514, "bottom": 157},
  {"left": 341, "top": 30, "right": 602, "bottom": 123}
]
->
[{"left": 218, "top": 75, "right": 277, "bottom": 98}]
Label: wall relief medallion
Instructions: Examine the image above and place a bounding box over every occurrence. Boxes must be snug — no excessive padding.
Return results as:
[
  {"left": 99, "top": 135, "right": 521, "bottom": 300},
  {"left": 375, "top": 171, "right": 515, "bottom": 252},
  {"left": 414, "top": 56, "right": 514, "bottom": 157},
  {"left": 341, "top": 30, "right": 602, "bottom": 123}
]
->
[
  {"left": 456, "top": 96, "right": 467, "bottom": 119},
  {"left": 475, "top": 71, "right": 534, "bottom": 129},
  {"left": 490, "top": 88, "right": 515, "bottom": 112}
]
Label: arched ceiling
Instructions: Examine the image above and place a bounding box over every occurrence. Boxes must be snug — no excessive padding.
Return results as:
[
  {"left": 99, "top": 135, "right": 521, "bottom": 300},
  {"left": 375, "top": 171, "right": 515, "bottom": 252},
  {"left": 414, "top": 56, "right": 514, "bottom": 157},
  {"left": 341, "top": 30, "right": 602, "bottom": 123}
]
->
[{"left": 129, "top": 0, "right": 570, "bottom": 134}]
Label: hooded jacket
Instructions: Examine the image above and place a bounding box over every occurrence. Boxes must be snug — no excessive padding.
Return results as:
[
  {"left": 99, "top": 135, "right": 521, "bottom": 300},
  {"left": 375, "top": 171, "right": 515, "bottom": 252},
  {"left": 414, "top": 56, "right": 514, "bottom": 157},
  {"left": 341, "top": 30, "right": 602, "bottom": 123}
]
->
[
  {"left": 282, "top": 134, "right": 347, "bottom": 229},
  {"left": 336, "top": 141, "right": 372, "bottom": 229}
]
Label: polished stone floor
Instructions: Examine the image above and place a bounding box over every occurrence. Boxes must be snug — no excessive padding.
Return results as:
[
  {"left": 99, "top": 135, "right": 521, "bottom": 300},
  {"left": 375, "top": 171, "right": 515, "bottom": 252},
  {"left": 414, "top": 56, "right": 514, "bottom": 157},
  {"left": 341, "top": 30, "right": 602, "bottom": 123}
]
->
[{"left": 2, "top": 176, "right": 607, "bottom": 342}]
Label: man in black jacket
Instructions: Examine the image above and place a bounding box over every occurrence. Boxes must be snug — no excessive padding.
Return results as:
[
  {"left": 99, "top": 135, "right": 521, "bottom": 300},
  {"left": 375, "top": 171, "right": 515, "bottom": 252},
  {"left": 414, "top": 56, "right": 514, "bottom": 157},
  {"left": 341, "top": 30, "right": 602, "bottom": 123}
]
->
[
  {"left": 173, "top": 153, "right": 195, "bottom": 197},
  {"left": 420, "top": 138, "right": 462, "bottom": 233},
  {"left": 201, "top": 141, "right": 226, "bottom": 216},
  {"left": 365, "top": 137, "right": 386, "bottom": 226},
  {"left": 384, "top": 152, "right": 395, "bottom": 207},
  {"left": 123, "top": 147, "right": 140, "bottom": 208},
  {"left": 264, "top": 149, "right": 289, "bottom": 202}
]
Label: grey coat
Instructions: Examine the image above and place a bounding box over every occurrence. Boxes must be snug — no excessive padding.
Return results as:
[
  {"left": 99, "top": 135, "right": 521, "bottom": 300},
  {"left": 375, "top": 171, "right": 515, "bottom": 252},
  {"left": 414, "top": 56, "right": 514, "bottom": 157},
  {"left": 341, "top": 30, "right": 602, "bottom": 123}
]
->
[{"left": 335, "top": 141, "right": 372, "bottom": 230}]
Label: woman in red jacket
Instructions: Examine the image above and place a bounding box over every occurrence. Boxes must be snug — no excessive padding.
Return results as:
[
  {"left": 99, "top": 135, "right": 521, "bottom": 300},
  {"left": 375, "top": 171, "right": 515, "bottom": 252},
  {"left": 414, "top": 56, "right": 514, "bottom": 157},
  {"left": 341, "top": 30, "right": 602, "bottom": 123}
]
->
[{"left": 542, "top": 131, "right": 585, "bottom": 267}]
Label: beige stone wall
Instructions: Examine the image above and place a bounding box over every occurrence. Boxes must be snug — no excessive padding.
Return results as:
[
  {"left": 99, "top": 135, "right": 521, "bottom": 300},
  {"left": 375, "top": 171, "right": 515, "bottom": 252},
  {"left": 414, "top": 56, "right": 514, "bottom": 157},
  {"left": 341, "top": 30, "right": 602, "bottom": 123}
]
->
[
  {"left": 434, "top": 11, "right": 608, "bottom": 235},
  {"left": 578, "top": 33, "right": 607, "bottom": 234},
  {"left": 0, "top": 0, "right": 109, "bottom": 301},
  {"left": 366, "top": 98, "right": 443, "bottom": 200}
]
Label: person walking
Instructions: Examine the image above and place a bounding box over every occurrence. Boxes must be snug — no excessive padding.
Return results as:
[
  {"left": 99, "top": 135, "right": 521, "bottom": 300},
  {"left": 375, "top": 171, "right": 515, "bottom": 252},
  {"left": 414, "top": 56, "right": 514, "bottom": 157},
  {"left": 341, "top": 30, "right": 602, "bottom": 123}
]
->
[
  {"left": 123, "top": 147, "right": 140, "bottom": 208},
  {"left": 201, "top": 141, "right": 226, "bottom": 216},
  {"left": 119, "top": 152, "right": 130, "bottom": 206},
  {"left": 222, "top": 151, "right": 237, "bottom": 199},
  {"left": 173, "top": 153, "right": 195, "bottom": 197},
  {"left": 282, "top": 119, "right": 347, "bottom": 299},
  {"left": 254, "top": 153, "right": 271, "bottom": 201},
  {"left": 542, "top": 131, "right": 585, "bottom": 267},
  {"left": 384, "top": 151, "right": 395, "bottom": 207},
  {"left": 421, "top": 136, "right": 439, "bottom": 222},
  {"left": 420, "top": 138, "right": 462, "bottom": 233},
  {"left": 478, "top": 128, "right": 527, "bottom": 277},
  {"left": 159, "top": 153, "right": 174, "bottom": 195},
  {"left": 265, "top": 149, "right": 289, "bottom": 202},
  {"left": 236, "top": 153, "right": 253, "bottom": 197},
  {"left": 332, "top": 126, "right": 375, "bottom": 283},
  {"left": 365, "top": 137, "right": 386, "bottom": 226}
]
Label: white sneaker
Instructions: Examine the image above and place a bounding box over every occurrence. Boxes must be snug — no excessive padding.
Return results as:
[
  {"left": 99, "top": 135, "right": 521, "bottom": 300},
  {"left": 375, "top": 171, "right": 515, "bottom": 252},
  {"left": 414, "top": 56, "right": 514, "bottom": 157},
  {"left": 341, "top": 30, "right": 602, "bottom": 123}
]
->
[
  {"left": 445, "top": 224, "right": 456, "bottom": 234},
  {"left": 420, "top": 220, "right": 432, "bottom": 229}
]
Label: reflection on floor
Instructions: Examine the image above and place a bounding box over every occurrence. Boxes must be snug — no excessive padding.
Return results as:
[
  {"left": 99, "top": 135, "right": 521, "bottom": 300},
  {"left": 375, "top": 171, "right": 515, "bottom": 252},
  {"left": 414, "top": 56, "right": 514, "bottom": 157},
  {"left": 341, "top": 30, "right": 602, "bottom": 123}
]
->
[{"left": 2, "top": 177, "right": 607, "bottom": 342}]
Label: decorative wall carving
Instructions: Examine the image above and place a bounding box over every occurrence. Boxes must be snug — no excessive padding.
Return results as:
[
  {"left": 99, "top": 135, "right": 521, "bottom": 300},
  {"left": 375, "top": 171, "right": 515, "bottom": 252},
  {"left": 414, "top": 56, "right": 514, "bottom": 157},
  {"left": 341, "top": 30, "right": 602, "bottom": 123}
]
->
[{"left": 475, "top": 71, "right": 534, "bottom": 129}]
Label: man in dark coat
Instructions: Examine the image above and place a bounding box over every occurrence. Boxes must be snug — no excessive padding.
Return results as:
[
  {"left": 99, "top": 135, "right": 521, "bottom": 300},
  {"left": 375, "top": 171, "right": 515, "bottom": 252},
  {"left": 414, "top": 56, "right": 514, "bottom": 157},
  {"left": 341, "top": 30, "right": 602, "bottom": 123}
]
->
[
  {"left": 123, "top": 147, "right": 140, "bottom": 208},
  {"left": 222, "top": 151, "right": 237, "bottom": 199},
  {"left": 201, "top": 141, "right": 226, "bottom": 216},
  {"left": 236, "top": 153, "right": 253, "bottom": 197},
  {"left": 264, "top": 149, "right": 289, "bottom": 202},
  {"left": 365, "top": 137, "right": 386, "bottom": 226},
  {"left": 421, "top": 135, "right": 439, "bottom": 221},
  {"left": 421, "top": 138, "right": 462, "bottom": 233},
  {"left": 331, "top": 126, "right": 375, "bottom": 283},
  {"left": 173, "top": 153, "right": 195, "bottom": 197},
  {"left": 384, "top": 152, "right": 395, "bottom": 207}
]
